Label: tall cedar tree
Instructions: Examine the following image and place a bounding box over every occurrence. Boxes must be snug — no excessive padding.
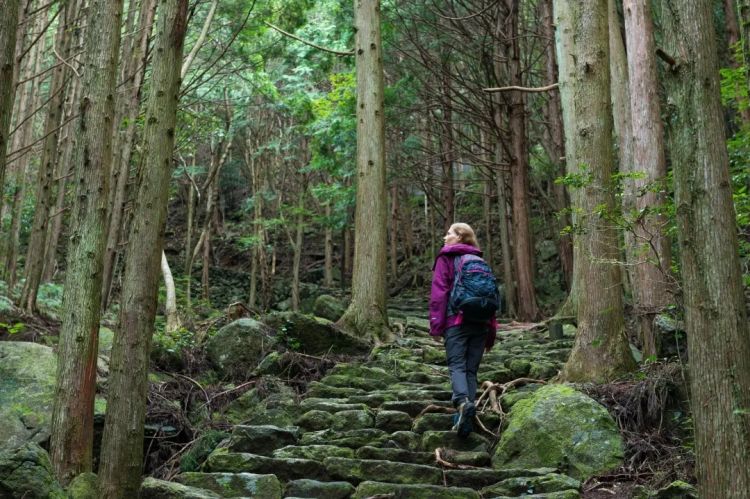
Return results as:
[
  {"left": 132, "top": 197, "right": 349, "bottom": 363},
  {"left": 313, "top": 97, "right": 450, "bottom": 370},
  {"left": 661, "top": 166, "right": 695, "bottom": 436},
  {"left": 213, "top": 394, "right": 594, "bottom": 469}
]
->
[
  {"left": 0, "top": 0, "right": 19, "bottom": 194},
  {"left": 97, "top": 1, "right": 189, "bottom": 496},
  {"left": 337, "top": 0, "right": 391, "bottom": 341},
  {"left": 49, "top": 0, "right": 124, "bottom": 483},
  {"left": 554, "top": 0, "right": 635, "bottom": 381},
  {"left": 661, "top": 0, "right": 750, "bottom": 493}
]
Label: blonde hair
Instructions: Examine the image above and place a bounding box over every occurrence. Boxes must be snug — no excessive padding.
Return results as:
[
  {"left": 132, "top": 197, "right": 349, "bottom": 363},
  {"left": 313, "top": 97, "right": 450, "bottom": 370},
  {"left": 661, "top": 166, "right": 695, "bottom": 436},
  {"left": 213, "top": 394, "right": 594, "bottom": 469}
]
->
[{"left": 450, "top": 222, "right": 479, "bottom": 248}]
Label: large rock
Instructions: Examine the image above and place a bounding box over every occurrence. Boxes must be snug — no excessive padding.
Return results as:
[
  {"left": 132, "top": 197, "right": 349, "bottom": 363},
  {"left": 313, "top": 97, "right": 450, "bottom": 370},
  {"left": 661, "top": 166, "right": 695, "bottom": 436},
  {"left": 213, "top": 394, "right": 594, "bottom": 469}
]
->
[
  {"left": 222, "top": 376, "right": 300, "bottom": 426},
  {"left": 0, "top": 342, "right": 56, "bottom": 452},
  {"left": 224, "top": 425, "right": 300, "bottom": 455},
  {"left": 140, "top": 477, "right": 220, "bottom": 498},
  {"left": 0, "top": 443, "right": 66, "bottom": 498},
  {"left": 205, "top": 319, "right": 277, "bottom": 378},
  {"left": 262, "top": 312, "right": 370, "bottom": 355},
  {"left": 492, "top": 384, "right": 623, "bottom": 480},
  {"left": 312, "top": 294, "right": 346, "bottom": 321}
]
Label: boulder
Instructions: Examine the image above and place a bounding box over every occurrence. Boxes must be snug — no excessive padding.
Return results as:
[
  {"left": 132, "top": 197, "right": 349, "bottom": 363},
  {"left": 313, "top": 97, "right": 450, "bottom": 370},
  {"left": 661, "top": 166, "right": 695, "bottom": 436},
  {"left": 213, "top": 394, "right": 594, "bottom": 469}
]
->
[
  {"left": 222, "top": 376, "right": 299, "bottom": 426},
  {"left": 312, "top": 294, "right": 346, "bottom": 321},
  {"left": 0, "top": 342, "right": 56, "bottom": 452},
  {"left": 205, "top": 319, "right": 277, "bottom": 378},
  {"left": 224, "top": 425, "right": 300, "bottom": 455},
  {"left": 262, "top": 312, "right": 370, "bottom": 355},
  {"left": 0, "top": 442, "right": 66, "bottom": 498},
  {"left": 67, "top": 472, "right": 98, "bottom": 499},
  {"left": 492, "top": 384, "right": 623, "bottom": 480}
]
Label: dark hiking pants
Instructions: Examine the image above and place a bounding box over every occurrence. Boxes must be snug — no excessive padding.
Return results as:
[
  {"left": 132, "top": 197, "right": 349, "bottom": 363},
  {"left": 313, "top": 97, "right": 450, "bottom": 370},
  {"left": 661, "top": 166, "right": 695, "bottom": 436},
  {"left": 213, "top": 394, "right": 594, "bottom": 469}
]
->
[{"left": 444, "top": 323, "right": 488, "bottom": 407}]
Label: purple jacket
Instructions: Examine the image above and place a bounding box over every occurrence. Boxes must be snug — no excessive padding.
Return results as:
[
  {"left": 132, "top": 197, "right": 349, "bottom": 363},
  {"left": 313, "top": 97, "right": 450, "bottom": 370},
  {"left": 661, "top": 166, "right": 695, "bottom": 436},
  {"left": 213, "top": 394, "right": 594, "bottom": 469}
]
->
[{"left": 429, "top": 243, "right": 498, "bottom": 350}]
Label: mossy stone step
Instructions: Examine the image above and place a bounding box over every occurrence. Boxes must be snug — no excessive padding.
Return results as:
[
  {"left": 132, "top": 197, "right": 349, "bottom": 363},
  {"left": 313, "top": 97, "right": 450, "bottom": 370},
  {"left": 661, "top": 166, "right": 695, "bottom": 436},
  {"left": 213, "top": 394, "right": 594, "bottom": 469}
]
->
[
  {"left": 420, "top": 431, "right": 491, "bottom": 453},
  {"left": 436, "top": 449, "right": 492, "bottom": 467},
  {"left": 205, "top": 449, "right": 328, "bottom": 482},
  {"left": 284, "top": 479, "right": 355, "bottom": 499},
  {"left": 224, "top": 425, "right": 299, "bottom": 456},
  {"left": 412, "top": 412, "right": 454, "bottom": 433},
  {"left": 323, "top": 457, "right": 442, "bottom": 485},
  {"left": 380, "top": 399, "right": 452, "bottom": 417},
  {"left": 355, "top": 445, "right": 434, "bottom": 465},
  {"left": 296, "top": 408, "right": 375, "bottom": 432},
  {"left": 383, "top": 430, "right": 422, "bottom": 450},
  {"left": 346, "top": 392, "right": 397, "bottom": 407},
  {"left": 299, "top": 428, "right": 389, "bottom": 448},
  {"left": 140, "top": 477, "right": 220, "bottom": 498},
  {"left": 327, "top": 363, "right": 399, "bottom": 385},
  {"left": 352, "top": 481, "right": 480, "bottom": 499},
  {"left": 306, "top": 382, "right": 366, "bottom": 399},
  {"left": 443, "top": 467, "right": 557, "bottom": 489},
  {"left": 373, "top": 410, "right": 412, "bottom": 432},
  {"left": 173, "top": 472, "right": 282, "bottom": 498},
  {"left": 272, "top": 444, "right": 355, "bottom": 461},
  {"left": 481, "top": 473, "right": 581, "bottom": 497},
  {"left": 319, "top": 374, "right": 391, "bottom": 391},
  {"left": 298, "top": 398, "right": 370, "bottom": 413}
]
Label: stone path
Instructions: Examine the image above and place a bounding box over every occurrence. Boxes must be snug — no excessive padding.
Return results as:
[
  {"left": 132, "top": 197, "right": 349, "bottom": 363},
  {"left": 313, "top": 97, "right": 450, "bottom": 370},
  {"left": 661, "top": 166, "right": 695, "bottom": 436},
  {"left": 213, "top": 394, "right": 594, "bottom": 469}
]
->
[{"left": 142, "top": 307, "right": 582, "bottom": 498}]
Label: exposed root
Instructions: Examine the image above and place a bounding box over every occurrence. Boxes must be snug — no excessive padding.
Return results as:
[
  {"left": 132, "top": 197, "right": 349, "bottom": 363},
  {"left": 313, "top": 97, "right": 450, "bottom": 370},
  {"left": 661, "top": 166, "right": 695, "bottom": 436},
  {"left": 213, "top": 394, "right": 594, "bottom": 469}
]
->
[{"left": 434, "top": 447, "right": 484, "bottom": 470}]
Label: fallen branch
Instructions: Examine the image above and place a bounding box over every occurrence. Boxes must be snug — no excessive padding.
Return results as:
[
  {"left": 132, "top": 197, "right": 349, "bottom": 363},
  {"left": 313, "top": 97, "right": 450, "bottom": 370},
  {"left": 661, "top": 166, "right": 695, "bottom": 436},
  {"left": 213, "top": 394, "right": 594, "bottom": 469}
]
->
[{"left": 483, "top": 83, "right": 559, "bottom": 93}]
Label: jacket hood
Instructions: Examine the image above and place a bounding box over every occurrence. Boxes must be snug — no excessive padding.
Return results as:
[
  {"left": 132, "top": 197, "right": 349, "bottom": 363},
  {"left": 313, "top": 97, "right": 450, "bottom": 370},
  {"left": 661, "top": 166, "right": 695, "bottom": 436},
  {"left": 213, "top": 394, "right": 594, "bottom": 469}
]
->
[{"left": 437, "top": 243, "right": 483, "bottom": 258}]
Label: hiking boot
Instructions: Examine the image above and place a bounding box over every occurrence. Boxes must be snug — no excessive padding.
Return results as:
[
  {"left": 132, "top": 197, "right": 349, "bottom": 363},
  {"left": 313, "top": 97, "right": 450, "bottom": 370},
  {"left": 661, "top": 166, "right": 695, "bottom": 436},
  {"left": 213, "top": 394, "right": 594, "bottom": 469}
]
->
[{"left": 452, "top": 399, "right": 475, "bottom": 438}]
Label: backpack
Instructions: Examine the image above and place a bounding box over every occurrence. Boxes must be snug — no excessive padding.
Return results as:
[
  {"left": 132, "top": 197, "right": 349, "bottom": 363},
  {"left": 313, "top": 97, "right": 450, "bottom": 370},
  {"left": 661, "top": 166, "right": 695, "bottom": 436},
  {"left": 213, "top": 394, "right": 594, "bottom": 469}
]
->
[{"left": 448, "top": 254, "right": 500, "bottom": 321}]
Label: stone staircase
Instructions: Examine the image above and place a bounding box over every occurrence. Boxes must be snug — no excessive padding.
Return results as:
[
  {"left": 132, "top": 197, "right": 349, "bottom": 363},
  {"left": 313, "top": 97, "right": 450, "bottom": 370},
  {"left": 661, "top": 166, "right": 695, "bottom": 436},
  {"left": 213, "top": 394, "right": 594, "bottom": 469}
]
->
[{"left": 142, "top": 313, "right": 582, "bottom": 498}]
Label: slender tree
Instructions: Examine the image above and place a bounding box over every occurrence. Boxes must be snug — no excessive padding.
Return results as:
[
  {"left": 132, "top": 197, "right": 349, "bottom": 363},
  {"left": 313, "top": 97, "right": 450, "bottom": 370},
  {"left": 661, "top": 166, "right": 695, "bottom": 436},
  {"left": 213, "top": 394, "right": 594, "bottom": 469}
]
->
[
  {"left": 98, "top": 1, "right": 189, "bottom": 495},
  {"left": 49, "top": 0, "right": 124, "bottom": 483},
  {"left": 661, "top": 1, "right": 750, "bottom": 494},
  {"left": 622, "top": 0, "right": 671, "bottom": 358},
  {"left": 337, "top": 0, "right": 390, "bottom": 341},
  {"left": 0, "top": 0, "right": 20, "bottom": 195},
  {"left": 554, "top": 0, "right": 634, "bottom": 382}
]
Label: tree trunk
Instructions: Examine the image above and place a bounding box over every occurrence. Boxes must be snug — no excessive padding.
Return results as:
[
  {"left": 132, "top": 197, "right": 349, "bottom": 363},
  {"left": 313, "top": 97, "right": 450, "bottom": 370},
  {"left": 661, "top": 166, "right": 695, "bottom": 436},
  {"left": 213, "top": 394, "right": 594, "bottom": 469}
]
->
[
  {"left": 162, "top": 251, "right": 181, "bottom": 333},
  {"left": 541, "top": 0, "right": 573, "bottom": 290},
  {"left": 661, "top": 1, "right": 750, "bottom": 493},
  {"left": 389, "top": 183, "right": 398, "bottom": 278},
  {"left": 324, "top": 202, "right": 333, "bottom": 287},
  {"left": 554, "top": 0, "right": 634, "bottom": 382},
  {"left": 506, "top": 0, "right": 539, "bottom": 321},
  {"left": 97, "top": 1, "right": 188, "bottom": 496},
  {"left": 0, "top": 0, "right": 20, "bottom": 197},
  {"left": 290, "top": 189, "right": 305, "bottom": 312},
  {"left": 622, "top": 0, "right": 672, "bottom": 359},
  {"left": 49, "top": 0, "right": 124, "bottom": 483},
  {"left": 740, "top": 0, "right": 750, "bottom": 104},
  {"left": 439, "top": 56, "right": 455, "bottom": 232},
  {"left": 19, "top": 1, "right": 76, "bottom": 312},
  {"left": 337, "top": 0, "right": 390, "bottom": 341},
  {"left": 102, "top": 0, "right": 157, "bottom": 310},
  {"left": 2, "top": 4, "right": 44, "bottom": 284}
]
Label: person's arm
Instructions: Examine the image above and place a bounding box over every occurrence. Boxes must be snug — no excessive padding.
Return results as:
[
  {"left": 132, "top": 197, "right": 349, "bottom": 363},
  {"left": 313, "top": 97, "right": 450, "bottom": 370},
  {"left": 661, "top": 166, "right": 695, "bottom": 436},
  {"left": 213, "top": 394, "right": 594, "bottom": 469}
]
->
[
  {"left": 429, "top": 255, "right": 452, "bottom": 337},
  {"left": 485, "top": 316, "right": 498, "bottom": 351}
]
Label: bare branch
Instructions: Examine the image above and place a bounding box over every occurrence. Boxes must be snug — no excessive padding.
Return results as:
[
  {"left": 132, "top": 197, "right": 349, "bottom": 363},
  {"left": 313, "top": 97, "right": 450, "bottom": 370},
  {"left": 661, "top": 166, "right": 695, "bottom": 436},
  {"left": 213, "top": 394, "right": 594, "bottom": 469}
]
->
[
  {"left": 483, "top": 83, "right": 559, "bottom": 93},
  {"left": 264, "top": 21, "right": 354, "bottom": 57}
]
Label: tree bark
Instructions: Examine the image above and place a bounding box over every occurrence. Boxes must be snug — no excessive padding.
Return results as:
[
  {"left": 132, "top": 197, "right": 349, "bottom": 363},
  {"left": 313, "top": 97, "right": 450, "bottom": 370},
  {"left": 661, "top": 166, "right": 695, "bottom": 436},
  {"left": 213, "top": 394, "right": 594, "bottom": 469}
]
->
[
  {"left": 661, "top": 1, "right": 750, "bottom": 494},
  {"left": 324, "top": 202, "right": 334, "bottom": 287},
  {"left": 50, "top": 0, "right": 124, "bottom": 483},
  {"left": 97, "top": 1, "right": 188, "bottom": 496},
  {"left": 622, "top": 0, "right": 672, "bottom": 358},
  {"left": 541, "top": 0, "right": 572, "bottom": 290},
  {"left": 554, "top": 0, "right": 634, "bottom": 382},
  {"left": 506, "top": 0, "right": 539, "bottom": 321},
  {"left": 101, "top": 0, "right": 157, "bottom": 310},
  {"left": 19, "top": 0, "right": 76, "bottom": 312},
  {"left": 390, "top": 183, "right": 398, "bottom": 278},
  {"left": 439, "top": 55, "right": 455, "bottom": 232},
  {"left": 740, "top": 0, "right": 750, "bottom": 98},
  {"left": 162, "top": 251, "right": 181, "bottom": 333},
  {"left": 0, "top": 0, "right": 20, "bottom": 198},
  {"left": 337, "top": 0, "right": 390, "bottom": 342}
]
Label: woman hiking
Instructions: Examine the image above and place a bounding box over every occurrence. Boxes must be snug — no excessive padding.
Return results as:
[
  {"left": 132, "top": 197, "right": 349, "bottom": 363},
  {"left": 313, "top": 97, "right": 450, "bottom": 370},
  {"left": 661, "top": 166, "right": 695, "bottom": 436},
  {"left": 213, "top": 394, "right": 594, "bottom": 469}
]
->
[{"left": 429, "top": 222, "right": 498, "bottom": 437}]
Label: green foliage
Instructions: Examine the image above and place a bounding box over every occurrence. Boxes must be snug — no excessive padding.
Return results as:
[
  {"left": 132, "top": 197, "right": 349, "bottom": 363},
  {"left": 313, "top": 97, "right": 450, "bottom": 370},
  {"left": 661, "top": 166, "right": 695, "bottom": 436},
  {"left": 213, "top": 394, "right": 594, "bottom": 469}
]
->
[{"left": 0, "top": 322, "right": 25, "bottom": 335}]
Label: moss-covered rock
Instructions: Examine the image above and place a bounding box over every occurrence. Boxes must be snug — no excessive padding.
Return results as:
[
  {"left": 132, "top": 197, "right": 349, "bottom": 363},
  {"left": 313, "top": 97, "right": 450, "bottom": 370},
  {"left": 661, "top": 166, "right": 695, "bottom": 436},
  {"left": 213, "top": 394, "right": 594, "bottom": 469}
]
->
[
  {"left": 180, "top": 430, "right": 230, "bottom": 473},
  {"left": 222, "top": 376, "right": 299, "bottom": 426},
  {"left": 492, "top": 384, "right": 623, "bottom": 480},
  {"left": 507, "top": 358, "right": 532, "bottom": 378},
  {"left": 224, "top": 425, "right": 300, "bottom": 455},
  {"left": 329, "top": 409, "right": 375, "bottom": 431},
  {"left": 374, "top": 410, "right": 413, "bottom": 432},
  {"left": 139, "top": 477, "right": 220, "bottom": 498},
  {"left": 262, "top": 311, "right": 370, "bottom": 355},
  {"left": 312, "top": 295, "right": 346, "bottom": 321},
  {"left": 299, "top": 398, "right": 369, "bottom": 413},
  {"left": 272, "top": 444, "right": 354, "bottom": 461},
  {"left": 205, "top": 319, "right": 277, "bottom": 379},
  {"left": 324, "top": 457, "right": 442, "bottom": 485},
  {"left": 296, "top": 410, "right": 335, "bottom": 431},
  {"left": 299, "top": 428, "right": 389, "bottom": 448},
  {"left": 204, "top": 448, "right": 328, "bottom": 482},
  {"left": 420, "top": 431, "right": 491, "bottom": 453},
  {"left": 353, "top": 481, "right": 480, "bottom": 499},
  {"left": 174, "top": 472, "right": 282, "bottom": 498},
  {"left": 481, "top": 472, "right": 581, "bottom": 496},
  {"left": 355, "top": 446, "right": 434, "bottom": 464},
  {"left": 306, "top": 381, "right": 366, "bottom": 399},
  {"left": 412, "top": 413, "right": 453, "bottom": 433},
  {"left": 285, "top": 478, "right": 355, "bottom": 499},
  {"left": 529, "top": 361, "right": 560, "bottom": 380},
  {"left": 0, "top": 443, "right": 66, "bottom": 498},
  {"left": 67, "top": 472, "right": 98, "bottom": 499},
  {"left": 0, "top": 342, "right": 57, "bottom": 451}
]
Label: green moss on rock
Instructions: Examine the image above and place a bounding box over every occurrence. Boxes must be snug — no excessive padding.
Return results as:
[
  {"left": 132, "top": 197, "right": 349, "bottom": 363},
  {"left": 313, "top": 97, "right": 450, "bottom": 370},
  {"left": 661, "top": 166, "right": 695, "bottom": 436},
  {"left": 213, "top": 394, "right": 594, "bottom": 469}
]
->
[
  {"left": 0, "top": 443, "right": 66, "bottom": 498},
  {"left": 67, "top": 472, "right": 98, "bottom": 499},
  {"left": 174, "top": 472, "right": 282, "bottom": 498},
  {"left": 492, "top": 384, "right": 623, "bottom": 480},
  {"left": 285, "top": 479, "right": 355, "bottom": 499},
  {"left": 205, "top": 319, "right": 277, "bottom": 379},
  {"left": 353, "top": 481, "right": 480, "bottom": 499}
]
